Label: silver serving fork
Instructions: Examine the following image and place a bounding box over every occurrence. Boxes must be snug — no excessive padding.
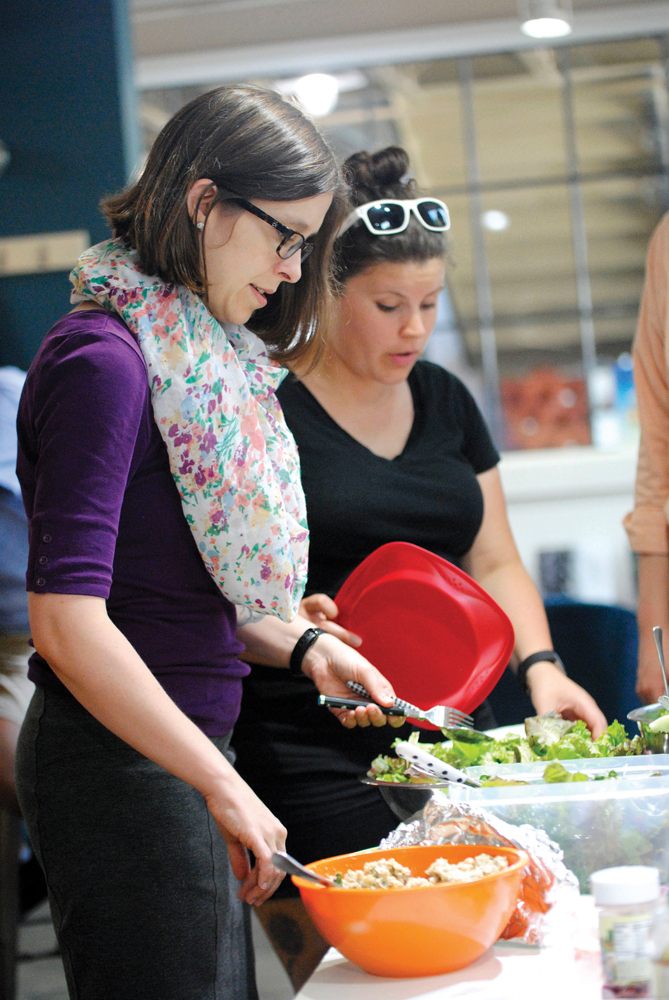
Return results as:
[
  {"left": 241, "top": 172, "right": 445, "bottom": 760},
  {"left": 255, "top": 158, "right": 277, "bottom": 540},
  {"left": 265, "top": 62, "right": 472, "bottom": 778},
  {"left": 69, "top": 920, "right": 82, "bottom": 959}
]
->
[
  {"left": 653, "top": 626, "right": 669, "bottom": 711},
  {"left": 346, "top": 680, "right": 474, "bottom": 729}
]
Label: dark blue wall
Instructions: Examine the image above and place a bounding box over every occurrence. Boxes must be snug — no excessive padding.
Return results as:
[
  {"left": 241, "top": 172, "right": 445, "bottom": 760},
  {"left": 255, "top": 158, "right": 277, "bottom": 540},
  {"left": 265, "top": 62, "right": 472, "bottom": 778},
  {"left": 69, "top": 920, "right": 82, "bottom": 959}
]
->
[{"left": 0, "top": 0, "right": 139, "bottom": 369}]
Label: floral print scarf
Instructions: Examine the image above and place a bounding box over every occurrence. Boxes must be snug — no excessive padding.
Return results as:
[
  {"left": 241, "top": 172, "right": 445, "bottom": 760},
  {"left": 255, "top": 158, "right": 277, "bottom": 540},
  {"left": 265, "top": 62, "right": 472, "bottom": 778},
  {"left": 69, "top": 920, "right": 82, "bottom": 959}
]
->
[{"left": 70, "top": 238, "right": 308, "bottom": 622}]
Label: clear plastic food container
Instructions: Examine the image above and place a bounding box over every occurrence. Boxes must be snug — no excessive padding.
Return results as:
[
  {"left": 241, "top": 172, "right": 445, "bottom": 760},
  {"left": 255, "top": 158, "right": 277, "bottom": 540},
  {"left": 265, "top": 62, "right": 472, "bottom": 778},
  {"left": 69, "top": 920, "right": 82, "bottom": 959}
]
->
[{"left": 444, "top": 755, "right": 669, "bottom": 892}]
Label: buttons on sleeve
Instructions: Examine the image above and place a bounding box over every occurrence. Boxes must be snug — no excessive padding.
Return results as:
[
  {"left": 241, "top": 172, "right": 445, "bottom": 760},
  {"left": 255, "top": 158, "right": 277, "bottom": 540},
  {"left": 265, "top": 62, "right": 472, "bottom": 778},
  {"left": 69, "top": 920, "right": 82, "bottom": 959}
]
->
[{"left": 35, "top": 531, "right": 52, "bottom": 588}]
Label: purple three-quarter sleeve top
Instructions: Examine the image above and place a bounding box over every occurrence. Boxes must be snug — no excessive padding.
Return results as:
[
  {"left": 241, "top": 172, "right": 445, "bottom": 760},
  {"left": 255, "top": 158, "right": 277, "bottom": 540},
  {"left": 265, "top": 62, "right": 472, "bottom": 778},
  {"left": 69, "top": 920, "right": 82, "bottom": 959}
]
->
[{"left": 16, "top": 309, "right": 249, "bottom": 736}]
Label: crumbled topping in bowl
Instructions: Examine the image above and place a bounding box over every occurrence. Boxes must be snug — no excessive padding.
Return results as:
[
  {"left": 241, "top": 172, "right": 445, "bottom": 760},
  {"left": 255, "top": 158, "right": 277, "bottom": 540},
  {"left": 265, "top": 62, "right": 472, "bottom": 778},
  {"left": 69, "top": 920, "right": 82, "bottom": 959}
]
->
[
  {"left": 425, "top": 854, "right": 509, "bottom": 883},
  {"left": 337, "top": 854, "right": 509, "bottom": 889}
]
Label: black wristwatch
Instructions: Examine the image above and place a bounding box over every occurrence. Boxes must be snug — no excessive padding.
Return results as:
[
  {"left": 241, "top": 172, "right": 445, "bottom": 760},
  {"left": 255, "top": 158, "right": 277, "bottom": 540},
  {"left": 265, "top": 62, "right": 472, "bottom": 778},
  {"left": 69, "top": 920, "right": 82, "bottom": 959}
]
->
[
  {"left": 289, "top": 628, "right": 325, "bottom": 677},
  {"left": 516, "top": 650, "right": 567, "bottom": 695}
]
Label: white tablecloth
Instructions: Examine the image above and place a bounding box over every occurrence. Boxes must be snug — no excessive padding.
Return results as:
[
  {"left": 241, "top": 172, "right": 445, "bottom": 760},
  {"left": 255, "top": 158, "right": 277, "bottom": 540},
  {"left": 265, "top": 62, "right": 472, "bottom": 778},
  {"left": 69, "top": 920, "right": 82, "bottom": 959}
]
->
[{"left": 296, "top": 895, "right": 604, "bottom": 1000}]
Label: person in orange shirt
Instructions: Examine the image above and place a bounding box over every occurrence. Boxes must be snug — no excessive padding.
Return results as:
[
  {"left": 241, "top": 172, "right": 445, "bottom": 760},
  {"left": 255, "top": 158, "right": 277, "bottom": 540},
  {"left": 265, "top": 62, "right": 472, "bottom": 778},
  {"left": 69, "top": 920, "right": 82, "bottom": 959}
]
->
[{"left": 624, "top": 213, "right": 669, "bottom": 703}]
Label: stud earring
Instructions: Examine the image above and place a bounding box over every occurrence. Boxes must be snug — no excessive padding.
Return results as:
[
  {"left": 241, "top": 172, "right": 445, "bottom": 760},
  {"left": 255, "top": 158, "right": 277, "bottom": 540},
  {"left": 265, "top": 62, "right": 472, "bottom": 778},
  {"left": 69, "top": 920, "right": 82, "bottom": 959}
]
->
[{"left": 196, "top": 222, "right": 205, "bottom": 230}]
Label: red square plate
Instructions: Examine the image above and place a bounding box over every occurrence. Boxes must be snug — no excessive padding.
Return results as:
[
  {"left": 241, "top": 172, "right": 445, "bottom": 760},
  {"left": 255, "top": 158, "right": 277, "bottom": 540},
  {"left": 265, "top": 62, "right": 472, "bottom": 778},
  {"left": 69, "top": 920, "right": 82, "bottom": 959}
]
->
[{"left": 334, "top": 542, "right": 514, "bottom": 728}]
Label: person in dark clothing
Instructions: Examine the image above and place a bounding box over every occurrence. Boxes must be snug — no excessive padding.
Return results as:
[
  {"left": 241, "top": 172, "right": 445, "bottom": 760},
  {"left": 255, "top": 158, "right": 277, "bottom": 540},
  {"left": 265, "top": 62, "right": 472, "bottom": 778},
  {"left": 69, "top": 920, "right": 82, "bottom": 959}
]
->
[{"left": 232, "top": 146, "right": 608, "bottom": 989}]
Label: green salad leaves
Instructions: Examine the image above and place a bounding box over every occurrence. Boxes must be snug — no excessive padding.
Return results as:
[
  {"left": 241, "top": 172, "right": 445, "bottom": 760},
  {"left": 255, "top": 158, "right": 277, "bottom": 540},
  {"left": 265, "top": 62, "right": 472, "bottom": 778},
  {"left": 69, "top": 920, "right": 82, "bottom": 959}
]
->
[
  {"left": 367, "top": 714, "right": 644, "bottom": 785},
  {"left": 477, "top": 762, "right": 624, "bottom": 787}
]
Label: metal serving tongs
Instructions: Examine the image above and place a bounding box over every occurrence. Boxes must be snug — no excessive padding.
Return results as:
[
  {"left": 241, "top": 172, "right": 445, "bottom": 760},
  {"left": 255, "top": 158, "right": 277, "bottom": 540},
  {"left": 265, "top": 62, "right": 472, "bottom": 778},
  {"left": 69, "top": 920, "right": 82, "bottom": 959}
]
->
[
  {"left": 653, "top": 626, "right": 669, "bottom": 711},
  {"left": 345, "top": 680, "right": 474, "bottom": 730}
]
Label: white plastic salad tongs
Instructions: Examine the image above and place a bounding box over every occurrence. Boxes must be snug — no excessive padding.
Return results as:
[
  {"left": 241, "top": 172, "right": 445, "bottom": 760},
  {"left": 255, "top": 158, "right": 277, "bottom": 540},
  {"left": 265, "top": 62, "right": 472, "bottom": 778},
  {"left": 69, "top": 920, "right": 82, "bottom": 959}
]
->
[{"left": 394, "top": 741, "right": 482, "bottom": 787}]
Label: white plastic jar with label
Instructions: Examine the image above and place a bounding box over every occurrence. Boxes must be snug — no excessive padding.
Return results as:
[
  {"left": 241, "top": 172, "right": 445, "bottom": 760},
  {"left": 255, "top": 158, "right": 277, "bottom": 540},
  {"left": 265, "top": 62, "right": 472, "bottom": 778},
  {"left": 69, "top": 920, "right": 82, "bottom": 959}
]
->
[{"left": 590, "top": 866, "right": 660, "bottom": 998}]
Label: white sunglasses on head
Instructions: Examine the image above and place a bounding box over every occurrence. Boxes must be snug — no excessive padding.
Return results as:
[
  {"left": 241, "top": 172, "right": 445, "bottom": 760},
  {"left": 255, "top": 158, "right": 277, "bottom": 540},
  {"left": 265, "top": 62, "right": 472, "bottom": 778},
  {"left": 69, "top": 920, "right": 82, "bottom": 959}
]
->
[{"left": 338, "top": 198, "right": 451, "bottom": 238}]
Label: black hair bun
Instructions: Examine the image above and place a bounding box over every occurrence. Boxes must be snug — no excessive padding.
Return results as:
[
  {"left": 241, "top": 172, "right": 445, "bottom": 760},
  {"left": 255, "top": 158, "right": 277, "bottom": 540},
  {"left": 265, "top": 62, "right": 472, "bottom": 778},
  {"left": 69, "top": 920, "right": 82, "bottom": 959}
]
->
[
  {"left": 336, "top": 146, "right": 445, "bottom": 282},
  {"left": 343, "top": 146, "right": 416, "bottom": 204}
]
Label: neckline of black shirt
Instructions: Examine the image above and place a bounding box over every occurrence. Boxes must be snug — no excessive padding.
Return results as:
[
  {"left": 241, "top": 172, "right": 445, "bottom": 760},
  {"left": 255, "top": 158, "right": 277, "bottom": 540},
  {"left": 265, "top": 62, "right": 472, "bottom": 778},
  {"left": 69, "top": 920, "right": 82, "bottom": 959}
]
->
[{"left": 280, "top": 364, "right": 427, "bottom": 464}]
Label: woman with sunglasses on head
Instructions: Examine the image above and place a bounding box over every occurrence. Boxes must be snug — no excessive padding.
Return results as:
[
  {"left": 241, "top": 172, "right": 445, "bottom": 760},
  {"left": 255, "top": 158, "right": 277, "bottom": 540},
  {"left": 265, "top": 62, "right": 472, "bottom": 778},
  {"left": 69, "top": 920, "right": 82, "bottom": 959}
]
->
[
  {"left": 232, "top": 146, "right": 608, "bottom": 989},
  {"left": 14, "top": 89, "right": 403, "bottom": 1000}
]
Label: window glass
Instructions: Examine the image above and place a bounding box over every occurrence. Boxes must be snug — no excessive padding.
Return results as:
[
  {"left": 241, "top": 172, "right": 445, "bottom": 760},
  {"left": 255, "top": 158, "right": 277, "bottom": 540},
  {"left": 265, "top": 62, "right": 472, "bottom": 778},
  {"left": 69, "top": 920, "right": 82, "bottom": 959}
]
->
[
  {"left": 379, "top": 62, "right": 469, "bottom": 190},
  {"left": 138, "top": 32, "right": 669, "bottom": 450},
  {"left": 581, "top": 176, "right": 664, "bottom": 358},
  {"left": 571, "top": 39, "right": 664, "bottom": 179},
  {"left": 472, "top": 50, "right": 567, "bottom": 185},
  {"left": 440, "top": 192, "right": 477, "bottom": 349},
  {"left": 482, "top": 183, "right": 578, "bottom": 356}
]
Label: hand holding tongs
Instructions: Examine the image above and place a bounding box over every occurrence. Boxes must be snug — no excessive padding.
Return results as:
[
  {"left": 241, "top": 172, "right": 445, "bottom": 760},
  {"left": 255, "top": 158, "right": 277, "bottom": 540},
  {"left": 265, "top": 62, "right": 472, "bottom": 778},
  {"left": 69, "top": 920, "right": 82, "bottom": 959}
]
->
[{"left": 344, "top": 680, "right": 474, "bottom": 730}]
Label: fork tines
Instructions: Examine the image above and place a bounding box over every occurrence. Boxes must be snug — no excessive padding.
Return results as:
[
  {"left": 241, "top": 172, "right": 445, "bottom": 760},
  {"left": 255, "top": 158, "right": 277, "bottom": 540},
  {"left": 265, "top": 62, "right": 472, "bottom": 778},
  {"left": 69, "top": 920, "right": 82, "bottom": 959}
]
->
[
  {"left": 446, "top": 707, "right": 474, "bottom": 726},
  {"left": 431, "top": 705, "right": 473, "bottom": 729}
]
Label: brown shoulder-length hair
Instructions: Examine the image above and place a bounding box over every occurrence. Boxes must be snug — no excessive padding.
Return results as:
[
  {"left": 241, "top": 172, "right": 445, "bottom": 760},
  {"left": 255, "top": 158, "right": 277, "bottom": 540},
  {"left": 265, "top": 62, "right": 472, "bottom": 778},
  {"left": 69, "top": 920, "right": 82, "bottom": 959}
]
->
[{"left": 102, "top": 85, "right": 348, "bottom": 364}]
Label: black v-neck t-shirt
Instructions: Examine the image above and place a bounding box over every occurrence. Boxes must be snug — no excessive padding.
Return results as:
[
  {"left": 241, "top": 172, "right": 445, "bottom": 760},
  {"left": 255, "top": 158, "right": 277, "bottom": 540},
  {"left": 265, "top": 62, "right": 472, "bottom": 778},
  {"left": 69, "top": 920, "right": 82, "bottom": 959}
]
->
[
  {"left": 232, "top": 362, "right": 499, "bottom": 884},
  {"left": 279, "top": 360, "right": 499, "bottom": 598}
]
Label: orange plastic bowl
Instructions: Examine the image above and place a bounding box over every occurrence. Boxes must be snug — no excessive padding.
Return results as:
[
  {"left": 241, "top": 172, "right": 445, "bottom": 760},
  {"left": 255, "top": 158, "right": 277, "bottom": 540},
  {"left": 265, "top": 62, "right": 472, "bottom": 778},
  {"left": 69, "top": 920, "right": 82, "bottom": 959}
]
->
[{"left": 292, "top": 844, "right": 528, "bottom": 979}]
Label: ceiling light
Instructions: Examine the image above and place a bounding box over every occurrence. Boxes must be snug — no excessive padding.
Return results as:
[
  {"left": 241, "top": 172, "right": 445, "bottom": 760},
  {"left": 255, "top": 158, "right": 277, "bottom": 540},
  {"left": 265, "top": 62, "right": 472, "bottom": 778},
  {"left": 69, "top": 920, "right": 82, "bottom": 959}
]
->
[
  {"left": 275, "top": 71, "right": 367, "bottom": 118},
  {"left": 482, "top": 210, "right": 510, "bottom": 232},
  {"left": 518, "top": 0, "right": 572, "bottom": 39},
  {"left": 522, "top": 17, "right": 571, "bottom": 38},
  {"left": 288, "top": 73, "right": 340, "bottom": 117},
  {"left": 332, "top": 71, "right": 368, "bottom": 94}
]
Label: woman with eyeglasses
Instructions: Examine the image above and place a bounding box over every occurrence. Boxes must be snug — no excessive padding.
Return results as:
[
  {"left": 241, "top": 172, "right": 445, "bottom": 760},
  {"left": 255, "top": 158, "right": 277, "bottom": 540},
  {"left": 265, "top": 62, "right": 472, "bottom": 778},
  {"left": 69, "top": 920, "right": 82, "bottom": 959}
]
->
[
  {"left": 13, "top": 89, "right": 403, "bottom": 1000},
  {"left": 231, "top": 146, "right": 608, "bottom": 989}
]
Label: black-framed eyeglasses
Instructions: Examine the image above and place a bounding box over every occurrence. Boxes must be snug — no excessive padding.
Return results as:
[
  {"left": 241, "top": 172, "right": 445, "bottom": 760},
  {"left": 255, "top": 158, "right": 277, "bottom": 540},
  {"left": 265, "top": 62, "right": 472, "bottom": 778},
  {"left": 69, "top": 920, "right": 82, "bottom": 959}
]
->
[{"left": 232, "top": 197, "right": 314, "bottom": 261}]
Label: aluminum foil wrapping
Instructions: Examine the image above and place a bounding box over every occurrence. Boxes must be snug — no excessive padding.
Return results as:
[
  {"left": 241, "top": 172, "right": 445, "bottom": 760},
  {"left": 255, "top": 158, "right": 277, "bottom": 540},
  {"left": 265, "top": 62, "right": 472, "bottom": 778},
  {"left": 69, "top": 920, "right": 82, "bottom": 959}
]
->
[{"left": 380, "top": 792, "right": 579, "bottom": 945}]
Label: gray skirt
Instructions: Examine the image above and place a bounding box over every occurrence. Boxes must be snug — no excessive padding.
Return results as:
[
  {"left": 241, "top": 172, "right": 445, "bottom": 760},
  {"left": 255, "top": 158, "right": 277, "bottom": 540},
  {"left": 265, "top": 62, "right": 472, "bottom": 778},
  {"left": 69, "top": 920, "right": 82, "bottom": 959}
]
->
[{"left": 15, "top": 685, "right": 258, "bottom": 1000}]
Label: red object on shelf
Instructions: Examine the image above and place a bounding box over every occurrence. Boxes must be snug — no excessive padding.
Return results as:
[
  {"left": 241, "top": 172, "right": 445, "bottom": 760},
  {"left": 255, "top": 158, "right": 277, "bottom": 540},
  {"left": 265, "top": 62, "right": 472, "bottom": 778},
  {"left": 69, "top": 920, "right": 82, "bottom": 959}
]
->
[
  {"left": 334, "top": 542, "right": 515, "bottom": 728},
  {"left": 501, "top": 367, "right": 591, "bottom": 450}
]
